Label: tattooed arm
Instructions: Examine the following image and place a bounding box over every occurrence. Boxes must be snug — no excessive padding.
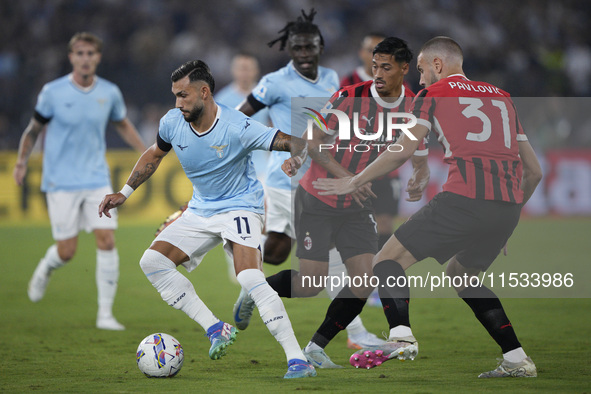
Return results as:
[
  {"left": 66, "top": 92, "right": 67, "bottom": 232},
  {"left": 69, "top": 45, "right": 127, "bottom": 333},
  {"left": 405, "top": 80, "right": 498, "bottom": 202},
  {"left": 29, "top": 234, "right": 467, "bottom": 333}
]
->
[
  {"left": 99, "top": 144, "right": 168, "bottom": 218},
  {"left": 272, "top": 131, "right": 309, "bottom": 177}
]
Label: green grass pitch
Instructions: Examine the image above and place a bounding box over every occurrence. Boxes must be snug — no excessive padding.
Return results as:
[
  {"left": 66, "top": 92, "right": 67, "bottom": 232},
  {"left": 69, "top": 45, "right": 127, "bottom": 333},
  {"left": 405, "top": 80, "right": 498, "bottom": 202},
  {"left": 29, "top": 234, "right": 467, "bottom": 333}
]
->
[{"left": 0, "top": 218, "right": 589, "bottom": 392}]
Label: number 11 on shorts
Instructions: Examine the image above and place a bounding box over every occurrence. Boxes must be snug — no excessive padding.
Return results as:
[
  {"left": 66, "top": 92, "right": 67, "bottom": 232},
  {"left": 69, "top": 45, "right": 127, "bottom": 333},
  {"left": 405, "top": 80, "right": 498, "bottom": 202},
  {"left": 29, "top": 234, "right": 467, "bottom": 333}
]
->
[{"left": 234, "top": 216, "right": 251, "bottom": 234}]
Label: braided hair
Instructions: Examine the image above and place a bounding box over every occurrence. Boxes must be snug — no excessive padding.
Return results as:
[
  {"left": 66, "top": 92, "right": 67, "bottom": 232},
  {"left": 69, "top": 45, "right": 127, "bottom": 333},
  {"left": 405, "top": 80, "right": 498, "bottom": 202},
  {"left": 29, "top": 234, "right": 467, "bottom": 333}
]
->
[{"left": 267, "top": 8, "right": 324, "bottom": 51}]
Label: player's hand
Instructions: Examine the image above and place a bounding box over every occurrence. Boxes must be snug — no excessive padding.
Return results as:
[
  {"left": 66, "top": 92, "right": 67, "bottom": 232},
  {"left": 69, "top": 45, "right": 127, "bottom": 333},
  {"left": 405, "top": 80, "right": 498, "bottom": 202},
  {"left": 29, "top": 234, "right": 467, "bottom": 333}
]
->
[
  {"left": 13, "top": 163, "right": 27, "bottom": 186},
  {"left": 406, "top": 178, "right": 427, "bottom": 202},
  {"left": 98, "top": 193, "right": 127, "bottom": 218},
  {"left": 282, "top": 156, "right": 303, "bottom": 177},
  {"left": 351, "top": 182, "right": 376, "bottom": 207},
  {"left": 405, "top": 171, "right": 429, "bottom": 202},
  {"left": 313, "top": 177, "right": 358, "bottom": 196}
]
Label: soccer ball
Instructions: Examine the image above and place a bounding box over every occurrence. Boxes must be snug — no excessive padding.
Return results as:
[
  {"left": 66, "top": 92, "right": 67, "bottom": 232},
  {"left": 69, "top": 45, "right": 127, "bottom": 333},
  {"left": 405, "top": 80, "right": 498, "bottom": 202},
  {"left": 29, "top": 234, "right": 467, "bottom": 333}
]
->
[{"left": 136, "top": 333, "right": 184, "bottom": 378}]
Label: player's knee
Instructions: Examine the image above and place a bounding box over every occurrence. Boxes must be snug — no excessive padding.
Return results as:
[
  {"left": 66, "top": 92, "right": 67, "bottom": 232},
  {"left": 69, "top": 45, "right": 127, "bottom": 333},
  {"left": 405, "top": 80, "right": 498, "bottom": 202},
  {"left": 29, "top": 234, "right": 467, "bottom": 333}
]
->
[
  {"left": 95, "top": 231, "right": 115, "bottom": 250},
  {"left": 349, "top": 285, "right": 374, "bottom": 300},
  {"left": 57, "top": 245, "right": 76, "bottom": 262},
  {"left": 446, "top": 257, "right": 480, "bottom": 293},
  {"left": 139, "top": 249, "right": 167, "bottom": 276},
  {"left": 292, "top": 283, "right": 324, "bottom": 298}
]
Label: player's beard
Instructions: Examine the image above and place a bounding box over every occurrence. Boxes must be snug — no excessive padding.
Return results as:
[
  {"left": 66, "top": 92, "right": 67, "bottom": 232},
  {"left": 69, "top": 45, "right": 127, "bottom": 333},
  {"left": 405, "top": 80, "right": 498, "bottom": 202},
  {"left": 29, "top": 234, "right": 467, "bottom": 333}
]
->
[{"left": 182, "top": 104, "right": 204, "bottom": 123}]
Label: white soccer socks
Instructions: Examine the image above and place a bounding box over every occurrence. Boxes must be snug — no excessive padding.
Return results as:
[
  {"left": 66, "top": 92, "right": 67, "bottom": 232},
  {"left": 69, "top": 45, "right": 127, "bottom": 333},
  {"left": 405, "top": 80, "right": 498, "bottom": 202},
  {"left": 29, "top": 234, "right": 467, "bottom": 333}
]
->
[
  {"left": 28, "top": 244, "right": 66, "bottom": 302},
  {"left": 96, "top": 249, "right": 119, "bottom": 317},
  {"left": 237, "top": 269, "right": 305, "bottom": 361},
  {"left": 96, "top": 248, "right": 125, "bottom": 330},
  {"left": 139, "top": 249, "right": 219, "bottom": 330},
  {"left": 503, "top": 347, "right": 528, "bottom": 363}
]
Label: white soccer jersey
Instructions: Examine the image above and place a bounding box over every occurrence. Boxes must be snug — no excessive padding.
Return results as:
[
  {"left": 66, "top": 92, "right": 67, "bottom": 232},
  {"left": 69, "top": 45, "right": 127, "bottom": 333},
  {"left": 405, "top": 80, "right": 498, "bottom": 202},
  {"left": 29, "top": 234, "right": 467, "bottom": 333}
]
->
[{"left": 157, "top": 103, "right": 278, "bottom": 217}]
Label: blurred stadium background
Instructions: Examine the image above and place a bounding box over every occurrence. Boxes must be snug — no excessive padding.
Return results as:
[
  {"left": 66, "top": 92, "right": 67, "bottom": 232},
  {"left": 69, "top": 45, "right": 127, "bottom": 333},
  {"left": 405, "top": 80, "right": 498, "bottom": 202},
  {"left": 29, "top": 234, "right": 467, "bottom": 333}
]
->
[
  {"left": 0, "top": 0, "right": 590, "bottom": 223},
  {"left": 1, "top": 2, "right": 590, "bottom": 391}
]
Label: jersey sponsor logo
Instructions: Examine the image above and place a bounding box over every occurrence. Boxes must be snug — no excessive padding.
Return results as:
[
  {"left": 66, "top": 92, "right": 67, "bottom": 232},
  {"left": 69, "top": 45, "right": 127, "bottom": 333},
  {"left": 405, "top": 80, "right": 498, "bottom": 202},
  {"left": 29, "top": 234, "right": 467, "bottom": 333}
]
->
[
  {"left": 304, "top": 232, "right": 312, "bottom": 250},
  {"left": 177, "top": 144, "right": 188, "bottom": 151},
  {"left": 240, "top": 235, "right": 251, "bottom": 240},
  {"left": 64, "top": 102, "right": 73, "bottom": 108},
  {"left": 245, "top": 120, "right": 251, "bottom": 129},
  {"left": 210, "top": 144, "right": 228, "bottom": 158}
]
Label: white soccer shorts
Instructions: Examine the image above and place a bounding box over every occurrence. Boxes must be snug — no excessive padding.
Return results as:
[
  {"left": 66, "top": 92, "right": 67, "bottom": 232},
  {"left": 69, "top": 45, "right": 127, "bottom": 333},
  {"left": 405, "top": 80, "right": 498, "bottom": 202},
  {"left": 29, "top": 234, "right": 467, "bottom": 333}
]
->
[
  {"left": 46, "top": 185, "right": 118, "bottom": 241},
  {"left": 154, "top": 209, "right": 264, "bottom": 272},
  {"left": 264, "top": 185, "right": 294, "bottom": 238}
]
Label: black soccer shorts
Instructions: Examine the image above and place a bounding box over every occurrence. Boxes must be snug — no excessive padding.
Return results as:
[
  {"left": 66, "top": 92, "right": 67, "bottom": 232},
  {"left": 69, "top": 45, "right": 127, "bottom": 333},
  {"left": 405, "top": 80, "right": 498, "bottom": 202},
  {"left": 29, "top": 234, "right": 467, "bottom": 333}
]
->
[
  {"left": 294, "top": 185, "right": 378, "bottom": 262},
  {"left": 372, "top": 177, "right": 400, "bottom": 216},
  {"left": 394, "top": 191, "right": 522, "bottom": 270}
]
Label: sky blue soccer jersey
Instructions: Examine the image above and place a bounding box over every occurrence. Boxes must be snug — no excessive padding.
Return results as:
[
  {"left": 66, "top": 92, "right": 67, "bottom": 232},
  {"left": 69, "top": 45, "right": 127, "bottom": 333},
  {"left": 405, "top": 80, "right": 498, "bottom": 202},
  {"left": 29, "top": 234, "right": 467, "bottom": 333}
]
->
[
  {"left": 157, "top": 103, "right": 278, "bottom": 218},
  {"left": 251, "top": 61, "right": 339, "bottom": 190},
  {"left": 35, "top": 74, "right": 126, "bottom": 192},
  {"left": 215, "top": 84, "right": 271, "bottom": 181},
  {"left": 215, "top": 83, "right": 270, "bottom": 125}
]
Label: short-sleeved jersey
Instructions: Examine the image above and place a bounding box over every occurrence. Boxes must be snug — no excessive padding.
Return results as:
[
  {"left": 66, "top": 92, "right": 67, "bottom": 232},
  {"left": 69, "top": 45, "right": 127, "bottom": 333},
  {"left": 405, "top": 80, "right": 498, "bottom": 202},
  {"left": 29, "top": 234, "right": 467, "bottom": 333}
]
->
[
  {"left": 35, "top": 74, "right": 126, "bottom": 192},
  {"left": 250, "top": 61, "right": 339, "bottom": 190},
  {"left": 215, "top": 83, "right": 270, "bottom": 125},
  {"left": 300, "top": 80, "right": 427, "bottom": 209},
  {"left": 412, "top": 74, "right": 526, "bottom": 203},
  {"left": 157, "top": 104, "right": 278, "bottom": 217}
]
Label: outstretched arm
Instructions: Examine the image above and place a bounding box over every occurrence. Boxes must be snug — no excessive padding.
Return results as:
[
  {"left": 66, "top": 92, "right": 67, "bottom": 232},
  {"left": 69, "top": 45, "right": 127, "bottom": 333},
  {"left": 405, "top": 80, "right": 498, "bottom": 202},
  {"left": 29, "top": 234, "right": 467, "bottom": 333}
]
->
[
  {"left": 99, "top": 143, "right": 168, "bottom": 218},
  {"left": 13, "top": 117, "right": 44, "bottom": 186},
  {"left": 313, "top": 124, "right": 429, "bottom": 195},
  {"left": 289, "top": 123, "right": 377, "bottom": 205}
]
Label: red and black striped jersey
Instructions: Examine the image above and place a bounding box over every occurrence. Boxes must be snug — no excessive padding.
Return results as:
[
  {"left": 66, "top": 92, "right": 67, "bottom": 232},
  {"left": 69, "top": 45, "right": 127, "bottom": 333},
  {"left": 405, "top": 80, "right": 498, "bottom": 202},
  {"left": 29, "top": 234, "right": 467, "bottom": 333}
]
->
[
  {"left": 412, "top": 74, "right": 527, "bottom": 203},
  {"left": 340, "top": 67, "right": 370, "bottom": 87},
  {"left": 301, "top": 80, "right": 426, "bottom": 209}
]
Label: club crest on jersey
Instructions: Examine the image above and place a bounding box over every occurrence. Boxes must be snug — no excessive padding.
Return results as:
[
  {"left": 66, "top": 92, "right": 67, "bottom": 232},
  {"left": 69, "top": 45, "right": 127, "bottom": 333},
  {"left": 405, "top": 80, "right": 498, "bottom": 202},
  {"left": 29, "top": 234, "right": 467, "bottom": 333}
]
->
[
  {"left": 304, "top": 232, "right": 312, "bottom": 250},
  {"left": 211, "top": 144, "right": 228, "bottom": 158}
]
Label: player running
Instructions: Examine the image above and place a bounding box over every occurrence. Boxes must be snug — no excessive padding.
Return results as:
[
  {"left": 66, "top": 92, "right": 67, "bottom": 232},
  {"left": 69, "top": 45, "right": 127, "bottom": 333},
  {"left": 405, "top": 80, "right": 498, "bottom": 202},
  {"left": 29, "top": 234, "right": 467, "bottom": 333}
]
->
[
  {"left": 14, "top": 32, "right": 146, "bottom": 331},
  {"left": 99, "top": 60, "right": 315, "bottom": 379},
  {"left": 313, "top": 36, "right": 542, "bottom": 378}
]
